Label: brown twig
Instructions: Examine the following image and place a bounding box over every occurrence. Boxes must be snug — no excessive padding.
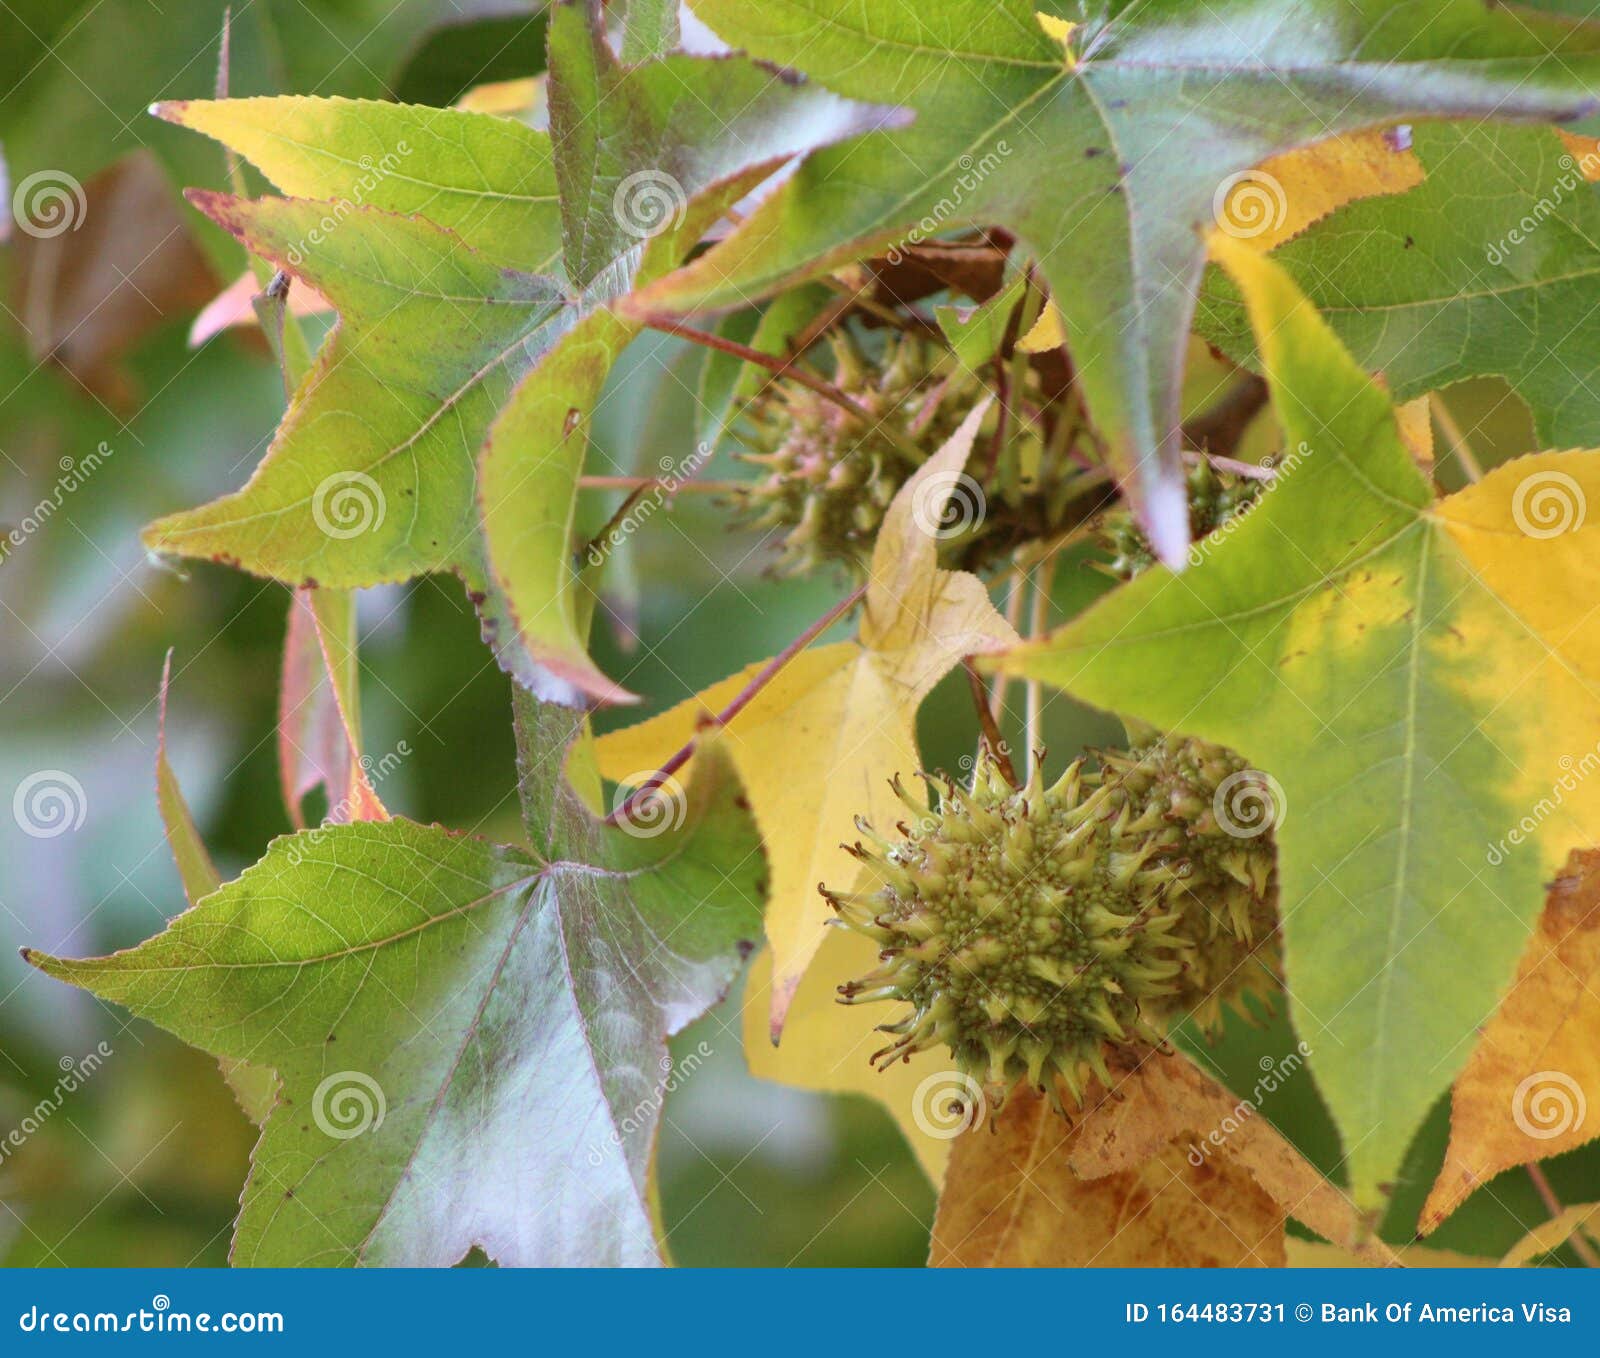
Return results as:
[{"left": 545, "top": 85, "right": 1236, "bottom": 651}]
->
[
  {"left": 604, "top": 582, "right": 868, "bottom": 826},
  {"left": 1180, "top": 373, "right": 1269, "bottom": 462},
  {"left": 963, "top": 659, "right": 1018, "bottom": 787},
  {"left": 1526, "top": 1164, "right": 1600, "bottom": 1267},
  {"left": 637, "top": 312, "right": 930, "bottom": 467}
]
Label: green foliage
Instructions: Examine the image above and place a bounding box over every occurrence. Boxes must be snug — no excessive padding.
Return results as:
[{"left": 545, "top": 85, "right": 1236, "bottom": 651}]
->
[{"left": 14, "top": 0, "right": 1600, "bottom": 1271}]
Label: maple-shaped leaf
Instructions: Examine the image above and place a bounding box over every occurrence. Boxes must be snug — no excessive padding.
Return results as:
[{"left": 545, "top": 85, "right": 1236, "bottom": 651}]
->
[
  {"left": 25, "top": 700, "right": 765, "bottom": 1267},
  {"left": 594, "top": 407, "right": 1018, "bottom": 1031},
  {"left": 993, "top": 235, "right": 1600, "bottom": 1208},
  {"left": 143, "top": 7, "right": 904, "bottom": 702},
  {"left": 1422, "top": 849, "right": 1600, "bottom": 1233},
  {"left": 626, "top": 0, "right": 1600, "bottom": 563},
  {"left": 1200, "top": 122, "right": 1600, "bottom": 450},
  {"left": 931, "top": 1054, "right": 1382, "bottom": 1267},
  {"left": 740, "top": 931, "right": 955, "bottom": 1187}
]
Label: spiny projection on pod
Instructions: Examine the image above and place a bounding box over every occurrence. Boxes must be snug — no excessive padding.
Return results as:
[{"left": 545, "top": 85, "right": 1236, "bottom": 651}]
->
[{"left": 826, "top": 736, "right": 1281, "bottom": 1117}]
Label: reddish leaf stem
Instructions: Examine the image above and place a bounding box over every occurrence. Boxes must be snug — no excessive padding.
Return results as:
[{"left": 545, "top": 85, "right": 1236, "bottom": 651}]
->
[{"left": 603, "top": 582, "right": 868, "bottom": 826}]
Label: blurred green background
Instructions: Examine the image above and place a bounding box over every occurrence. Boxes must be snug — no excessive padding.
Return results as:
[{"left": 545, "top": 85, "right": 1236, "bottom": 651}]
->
[{"left": 2, "top": 0, "right": 1596, "bottom": 1269}]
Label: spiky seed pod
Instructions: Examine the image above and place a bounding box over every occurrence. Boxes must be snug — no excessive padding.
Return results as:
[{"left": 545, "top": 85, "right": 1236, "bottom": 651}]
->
[
  {"left": 731, "top": 333, "right": 968, "bottom": 577},
  {"left": 828, "top": 756, "right": 1193, "bottom": 1115},
  {"left": 1096, "top": 457, "right": 1273, "bottom": 580},
  {"left": 1090, "top": 734, "right": 1281, "bottom": 1032}
]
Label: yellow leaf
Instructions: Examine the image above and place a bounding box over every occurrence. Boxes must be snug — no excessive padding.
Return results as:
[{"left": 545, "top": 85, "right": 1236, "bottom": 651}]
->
[
  {"left": 595, "top": 405, "right": 1017, "bottom": 1031},
  {"left": 1395, "top": 395, "right": 1435, "bottom": 471},
  {"left": 1499, "top": 1202, "right": 1600, "bottom": 1267},
  {"left": 742, "top": 933, "right": 952, "bottom": 1186},
  {"left": 1421, "top": 850, "right": 1600, "bottom": 1233},
  {"left": 1216, "top": 130, "right": 1424, "bottom": 254},
  {"left": 1017, "top": 303, "right": 1064, "bottom": 354}
]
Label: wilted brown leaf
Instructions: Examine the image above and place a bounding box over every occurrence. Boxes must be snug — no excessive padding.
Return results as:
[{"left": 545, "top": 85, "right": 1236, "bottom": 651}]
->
[
  {"left": 930, "top": 1086, "right": 1284, "bottom": 1268},
  {"left": 1422, "top": 850, "right": 1600, "bottom": 1234},
  {"left": 931, "top": 1054, "right": 1385, "bottom": 1268}
]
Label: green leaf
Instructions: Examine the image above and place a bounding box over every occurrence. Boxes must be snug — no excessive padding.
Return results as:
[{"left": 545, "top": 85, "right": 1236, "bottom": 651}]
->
[
  {"left": 993, "top": 236, "right": 1600, "bottom": 1209},
  {"left": 145, "top": 190, "right": 571, "bottom": 591},
  {"left": 26, "top": 700, "right": 766, "bottom": 1267},
  {"left": 1197, "top": 122, "right": 1600, "bottom": 450},
  {"left": 475, "top": 5, "right": 906, "bottom": 700},
  {"left": 149, "top": 7, "right": 903, "bottom": 703},
  {"left": 154, "top": 96, "right": 565, "bottom": 271},
  {"left": 631, "top": 0, "right": 1600, "bottom": 562}
]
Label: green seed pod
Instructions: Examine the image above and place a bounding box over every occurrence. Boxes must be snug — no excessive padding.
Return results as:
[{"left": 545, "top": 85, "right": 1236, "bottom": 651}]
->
[
  {"left": 832, "top": 737, "right": 1280, "bottom": 1115},
  {"left": 731, "top": 334, "right": 967, "bottom": 577},
  {"left": 1095, "top": 457, "right": 1274, "bottom": 580}
]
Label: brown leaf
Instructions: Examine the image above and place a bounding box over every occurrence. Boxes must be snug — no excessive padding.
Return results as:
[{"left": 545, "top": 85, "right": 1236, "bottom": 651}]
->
[
  {"left": 11, "top": 151, "right": 215, "bottom": 406},
  {"left": 1072, "top": 1053, "right": 1387, "bottom": 1261},
  {"left": 1421, "top": 849, "right": 1600, "bottom": 1234},
  {"left": 930, "top": 1086, "right": 1285, "bottom": 1267}
]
